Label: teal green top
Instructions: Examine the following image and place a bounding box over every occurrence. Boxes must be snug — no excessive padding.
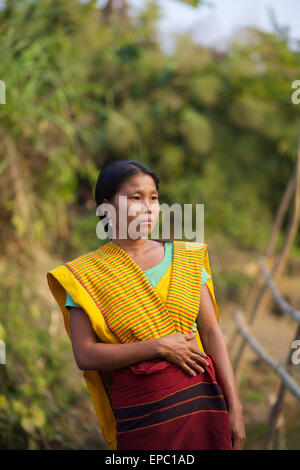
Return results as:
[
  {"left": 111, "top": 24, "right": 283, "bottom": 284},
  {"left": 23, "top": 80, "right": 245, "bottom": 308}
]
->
[{"left": 65, "top": 241, "right": 210, "bottom": 332}]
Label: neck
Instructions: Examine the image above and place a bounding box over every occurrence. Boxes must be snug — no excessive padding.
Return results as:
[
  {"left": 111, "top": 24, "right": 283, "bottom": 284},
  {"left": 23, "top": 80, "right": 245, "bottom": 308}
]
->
[{"left": 110, "top": 235, "right": 150, "bottom": 254}]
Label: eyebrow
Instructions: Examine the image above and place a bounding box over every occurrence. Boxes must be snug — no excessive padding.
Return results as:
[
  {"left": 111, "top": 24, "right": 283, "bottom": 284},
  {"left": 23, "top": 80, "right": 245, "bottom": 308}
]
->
[{"left": 128, "top": 189, "right": 159, "bottom": 195}]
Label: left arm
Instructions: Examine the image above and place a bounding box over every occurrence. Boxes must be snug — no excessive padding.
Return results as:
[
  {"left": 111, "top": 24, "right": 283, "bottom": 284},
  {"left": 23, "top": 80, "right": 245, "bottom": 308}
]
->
[{"left": 196, "top": 284, "right": 246, "bottom": 450}]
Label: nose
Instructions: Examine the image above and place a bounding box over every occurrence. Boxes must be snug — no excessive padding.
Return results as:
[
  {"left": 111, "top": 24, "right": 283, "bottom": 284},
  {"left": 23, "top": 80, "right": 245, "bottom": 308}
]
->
[{"left": 141, "top": 199, "right": 152, "bottom": 213}]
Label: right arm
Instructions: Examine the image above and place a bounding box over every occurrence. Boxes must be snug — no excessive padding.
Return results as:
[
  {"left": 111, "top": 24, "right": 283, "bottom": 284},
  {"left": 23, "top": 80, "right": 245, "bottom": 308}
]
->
[{"left": 69, "top": 307, "right": 209, "bottom": 375}]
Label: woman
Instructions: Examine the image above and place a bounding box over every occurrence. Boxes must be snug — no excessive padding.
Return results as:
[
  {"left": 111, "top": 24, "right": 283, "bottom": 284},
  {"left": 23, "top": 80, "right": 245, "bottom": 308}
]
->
[{"left": 47, "top": 159, "right": 245, "bottom": 450}]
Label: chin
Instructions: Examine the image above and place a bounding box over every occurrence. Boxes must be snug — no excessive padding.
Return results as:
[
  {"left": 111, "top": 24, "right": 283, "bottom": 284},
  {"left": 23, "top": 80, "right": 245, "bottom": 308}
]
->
[{"left": 138, "top": 224, "right": 153, "bottom": 238}]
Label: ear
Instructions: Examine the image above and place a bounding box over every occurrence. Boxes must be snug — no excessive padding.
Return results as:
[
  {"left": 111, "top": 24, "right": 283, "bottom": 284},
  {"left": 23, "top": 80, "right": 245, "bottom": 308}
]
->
[{"left": 102, "top": 198, "right": 109, "bottom": 216}]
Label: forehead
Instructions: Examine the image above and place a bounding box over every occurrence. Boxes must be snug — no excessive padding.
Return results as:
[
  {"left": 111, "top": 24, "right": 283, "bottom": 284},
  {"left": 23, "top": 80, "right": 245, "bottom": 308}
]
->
[{"left": 118, "top": 173, "right": 158, "bottom": 192}]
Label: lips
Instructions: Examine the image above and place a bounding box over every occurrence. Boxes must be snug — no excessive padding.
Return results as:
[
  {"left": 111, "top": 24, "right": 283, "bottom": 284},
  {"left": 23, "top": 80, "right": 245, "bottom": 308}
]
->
[{"left": 140, "top": 218, "right": 153, "bottom": 224}]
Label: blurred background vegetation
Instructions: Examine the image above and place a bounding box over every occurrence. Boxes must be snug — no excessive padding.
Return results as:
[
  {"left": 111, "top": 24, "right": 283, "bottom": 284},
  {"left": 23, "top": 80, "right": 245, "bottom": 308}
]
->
[{"left": 0, "top": 0, "right": 300, "bottom": 450}]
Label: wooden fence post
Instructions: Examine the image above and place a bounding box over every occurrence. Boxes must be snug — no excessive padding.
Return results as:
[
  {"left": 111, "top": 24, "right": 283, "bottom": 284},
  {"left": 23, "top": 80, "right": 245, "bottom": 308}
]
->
[
  {"left": 263, "top": 324, "right": 300, "bottom": 449},
  {"left": 233, "top": 142, "right": 300, "bottom": 385}
]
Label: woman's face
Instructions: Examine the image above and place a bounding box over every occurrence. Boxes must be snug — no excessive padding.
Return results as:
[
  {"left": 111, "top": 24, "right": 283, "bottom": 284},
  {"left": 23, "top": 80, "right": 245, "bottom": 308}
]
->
[{"left": 104, "top": 173, "right": 160, "bottom": 239}]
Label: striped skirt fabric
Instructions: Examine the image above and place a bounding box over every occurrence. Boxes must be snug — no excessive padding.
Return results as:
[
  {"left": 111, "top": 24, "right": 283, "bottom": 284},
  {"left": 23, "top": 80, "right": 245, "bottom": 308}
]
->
[{"left": 111, "top": 354, "right": 232, "bottom": 450}]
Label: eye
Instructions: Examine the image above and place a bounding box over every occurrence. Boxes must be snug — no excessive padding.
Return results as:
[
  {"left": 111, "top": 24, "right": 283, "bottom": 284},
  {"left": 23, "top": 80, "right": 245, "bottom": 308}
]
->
[
  {"left": 130, "top": 196, "right": 140, "bottom": 200},
  {"left": 152, "top": 196, "right": 158, "bottom": 200}
]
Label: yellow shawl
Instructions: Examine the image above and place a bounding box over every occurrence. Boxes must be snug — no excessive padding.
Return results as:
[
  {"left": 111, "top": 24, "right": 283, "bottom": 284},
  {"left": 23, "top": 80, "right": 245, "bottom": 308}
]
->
[{"left": 47, "top": 240, "right": 219, "bottom": 450}]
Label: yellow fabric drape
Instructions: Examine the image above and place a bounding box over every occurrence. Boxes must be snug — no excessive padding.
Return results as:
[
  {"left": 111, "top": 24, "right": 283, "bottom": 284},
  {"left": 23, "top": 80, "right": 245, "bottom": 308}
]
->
[
  {"left": 154, "top": 246, "right": 219, "bottom": 352},
  {"left": 47, "top": 242, "right": 219, "bottom": 450}
]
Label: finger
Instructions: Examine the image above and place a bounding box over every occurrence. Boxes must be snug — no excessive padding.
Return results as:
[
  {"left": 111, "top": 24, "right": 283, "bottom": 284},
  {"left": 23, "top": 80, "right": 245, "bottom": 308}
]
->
[
  {"left": 181, "top": 363, "right": 199, "bottom": 377},
  {"left": 237, "top": 436, "right": 245, "bottom": 450},
  {"left": 186, "top": 359, "right": 205, "bottom": 374},
  {"left": 231, "top": 437, "right": 238, "bottom": 450},
  {"left": 231, "top": 435, "right": 241, "bottom": 450},
  {"left": 233, "top": 430, "right": 245, "bottom": 450},
  {"left": 185, "top": 333, "right": 197, "bottom": 341},
  {"left": 190, "top": 347, "right": 208, "bottom": 358},
  {"left": 190, "top": 353, "right": 209, "bottom": 367}
]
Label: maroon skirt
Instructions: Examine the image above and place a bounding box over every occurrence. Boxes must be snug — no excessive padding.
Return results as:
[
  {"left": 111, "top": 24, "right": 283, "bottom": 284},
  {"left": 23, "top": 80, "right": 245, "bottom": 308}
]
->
[{"left": 111, "top": 354, "right": 232, "bottom": 450}]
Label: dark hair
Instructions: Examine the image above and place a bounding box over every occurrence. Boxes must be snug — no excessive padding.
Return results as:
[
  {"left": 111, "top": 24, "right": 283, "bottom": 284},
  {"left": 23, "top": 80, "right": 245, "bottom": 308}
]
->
[{"left": 95, "top": 159, "right": 160, "bottom": 232}]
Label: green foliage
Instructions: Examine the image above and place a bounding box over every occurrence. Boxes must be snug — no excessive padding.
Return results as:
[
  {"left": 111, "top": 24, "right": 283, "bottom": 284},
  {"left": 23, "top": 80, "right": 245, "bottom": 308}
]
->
[
  {"left": 245, "top": 390, "right": 265, "bottom": 403},
  {"left": 214, "top": 267, "right": 254, "bottom": 304},
  {"left": 1, "top": 0, "right": 298, "bottom": 253},
  {"left": 1, "top": 0, "right": 300, "bottom": 449},
  {"left": 0, "top": 259, "right": 91, "bottom": 449}
]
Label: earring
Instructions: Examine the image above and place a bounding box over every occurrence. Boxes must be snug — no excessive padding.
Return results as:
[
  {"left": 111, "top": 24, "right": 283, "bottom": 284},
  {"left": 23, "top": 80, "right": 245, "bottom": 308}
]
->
[{"left": 107, "top": 216, "right": 114, "bottom": 239}]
